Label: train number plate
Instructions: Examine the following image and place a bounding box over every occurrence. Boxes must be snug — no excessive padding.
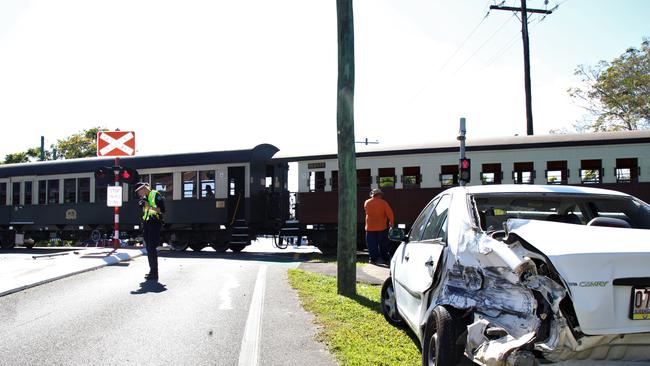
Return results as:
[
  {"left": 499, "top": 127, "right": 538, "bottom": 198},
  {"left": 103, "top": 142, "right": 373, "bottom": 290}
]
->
[{"left": 631, "top": 287, "right": 650, "bottom": 320}]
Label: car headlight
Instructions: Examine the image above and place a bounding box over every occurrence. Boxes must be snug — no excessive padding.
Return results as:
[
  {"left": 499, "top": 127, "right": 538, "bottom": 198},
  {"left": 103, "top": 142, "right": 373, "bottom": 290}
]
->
[{"left": 462, "top": 266, "right": 484, "bottom": 292}]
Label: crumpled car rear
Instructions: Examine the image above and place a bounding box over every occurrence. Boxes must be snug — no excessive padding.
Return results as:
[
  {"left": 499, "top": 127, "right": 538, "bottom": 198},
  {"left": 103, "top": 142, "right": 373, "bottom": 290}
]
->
[{"left": 456, "top": 218, "right": 650, "bottom": 365}]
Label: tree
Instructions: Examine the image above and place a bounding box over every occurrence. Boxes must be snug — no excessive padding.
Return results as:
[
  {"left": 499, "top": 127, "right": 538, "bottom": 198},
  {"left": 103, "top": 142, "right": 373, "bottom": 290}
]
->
[
  {"left": 53, "top": 127, "right": 105, "bottom": 159},
  {"left": 336, "top": 0, "right": 357, "bottom": 296},
  {"left": 2, "top": 127, "right": 109, "bottom": 164},
  {"left": 568, "top": 38, "right": 650, "bottom": 132}
]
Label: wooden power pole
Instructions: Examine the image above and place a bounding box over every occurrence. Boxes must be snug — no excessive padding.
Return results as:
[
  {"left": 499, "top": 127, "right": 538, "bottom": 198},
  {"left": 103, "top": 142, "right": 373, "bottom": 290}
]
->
[
  {"left": 335, "top": 0, "right": 357, "bottom": 296},
  {"left": 490, "top": 0, "right": 552, "bottom": 135}
]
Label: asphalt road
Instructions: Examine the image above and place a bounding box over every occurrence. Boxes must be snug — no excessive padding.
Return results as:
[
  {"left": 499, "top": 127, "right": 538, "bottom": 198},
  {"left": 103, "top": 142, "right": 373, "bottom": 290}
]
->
[{"left": 0, "top": 248, "right": 337, "bottom": 366}]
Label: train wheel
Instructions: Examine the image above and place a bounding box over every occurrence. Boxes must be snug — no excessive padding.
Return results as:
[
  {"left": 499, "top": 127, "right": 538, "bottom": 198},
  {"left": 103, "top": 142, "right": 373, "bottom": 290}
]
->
[
  {"left": 211, "top": 241, "right": 228, "bottom": 253},
  {"left": 170, "top": 241, "right": 188, "bottom": 252},
  {"left": 0, "top": 236, "right": 15, "bottom": 249},
  {"left": 189, "top": 242, "right": 206, "bottom": 252},
  {"left": 229, "top": 244, "right": 246, "bottom": 253}
]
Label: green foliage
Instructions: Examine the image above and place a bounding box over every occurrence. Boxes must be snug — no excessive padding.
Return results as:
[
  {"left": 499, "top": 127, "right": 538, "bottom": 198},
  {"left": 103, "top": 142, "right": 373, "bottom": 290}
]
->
[
  {"left": 2, "top": 127, "right": 110, "bottom": 164},
  {"left": 288, "top": 269, "right": 421, "bottom": 366},
  {"left": 568, "top": 38, "right": 650, "bottom": 132}
]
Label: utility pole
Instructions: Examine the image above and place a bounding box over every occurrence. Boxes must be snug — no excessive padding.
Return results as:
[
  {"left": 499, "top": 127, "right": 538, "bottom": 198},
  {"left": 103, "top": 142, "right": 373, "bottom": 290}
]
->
[
  {"left": 490, "top": 0, "right": 552, "bottom": 136},
  {"left": 335, "top": 0, "right": 357, "bottom": 296}
]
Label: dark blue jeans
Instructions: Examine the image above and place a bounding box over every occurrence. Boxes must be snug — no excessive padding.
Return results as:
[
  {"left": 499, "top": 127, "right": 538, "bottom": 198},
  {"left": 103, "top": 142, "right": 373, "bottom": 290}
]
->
[{"left": 366, "top": 229, "right": 390, "bottom": 263}]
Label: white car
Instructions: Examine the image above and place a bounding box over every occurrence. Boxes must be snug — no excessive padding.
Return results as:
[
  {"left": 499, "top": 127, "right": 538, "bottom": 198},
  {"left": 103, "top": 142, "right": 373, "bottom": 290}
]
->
[{"left": 381, "top": 185, "right": 650, "bottom": 365}]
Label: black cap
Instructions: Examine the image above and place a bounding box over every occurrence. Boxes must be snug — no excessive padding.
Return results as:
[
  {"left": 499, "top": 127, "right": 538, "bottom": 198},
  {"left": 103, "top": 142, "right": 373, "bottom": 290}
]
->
[{"left": 133, "top": 182, "right": 149, "bottom": 193}]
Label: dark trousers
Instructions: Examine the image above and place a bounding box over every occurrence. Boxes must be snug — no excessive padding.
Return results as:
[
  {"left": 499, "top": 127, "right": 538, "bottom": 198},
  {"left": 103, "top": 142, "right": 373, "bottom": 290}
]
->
[
  {"left": 143, "top": 220, "right": 162, "bottom": 275},
  {"left": 366, "top": 229, "right": 390, "bottom": 263}
]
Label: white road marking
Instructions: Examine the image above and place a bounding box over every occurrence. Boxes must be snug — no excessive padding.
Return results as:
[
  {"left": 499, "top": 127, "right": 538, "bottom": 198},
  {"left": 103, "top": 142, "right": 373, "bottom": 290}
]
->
[
  {"left": 218, "top": 273, "right": 240, "bottom": 310},
  {"left": 237, "top": 264, "right": 267, "bottom": 366}
]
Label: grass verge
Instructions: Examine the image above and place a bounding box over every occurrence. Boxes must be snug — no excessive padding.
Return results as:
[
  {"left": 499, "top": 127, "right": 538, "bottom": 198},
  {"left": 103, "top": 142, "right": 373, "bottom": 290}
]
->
[{"left": 288, "top": 269, "right": 420, "bottom": 366}]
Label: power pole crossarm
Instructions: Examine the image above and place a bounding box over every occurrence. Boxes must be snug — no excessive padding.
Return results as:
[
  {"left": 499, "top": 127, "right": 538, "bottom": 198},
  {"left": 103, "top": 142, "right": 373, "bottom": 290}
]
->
[{"left": 489, "top": 5, "right": 552, "bottom": 14}]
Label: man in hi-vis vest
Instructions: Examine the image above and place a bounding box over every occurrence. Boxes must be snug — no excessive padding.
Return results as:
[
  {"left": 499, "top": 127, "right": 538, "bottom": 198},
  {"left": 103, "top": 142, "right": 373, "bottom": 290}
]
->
[{"left": 134, "top": 182, "right": 166, "bottom": 281}]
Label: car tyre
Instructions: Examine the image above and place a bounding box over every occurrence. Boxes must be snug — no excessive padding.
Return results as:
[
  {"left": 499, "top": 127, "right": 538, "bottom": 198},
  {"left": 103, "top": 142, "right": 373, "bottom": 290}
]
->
[
  {"left": 422, "top": 305, "right": 465, "bottom": 366},
  {"left": 380, "top": 277, "right": 404, "bottom": 326}
]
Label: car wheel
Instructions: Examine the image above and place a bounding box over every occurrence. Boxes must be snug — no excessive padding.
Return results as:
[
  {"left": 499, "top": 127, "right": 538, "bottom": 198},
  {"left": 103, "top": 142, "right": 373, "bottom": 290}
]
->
[
  {"left": 422, "top": 305, "right": 465, "bottom": 366},
  {"left": 380, "top": 277, "right": 404, "bottom": 326}
]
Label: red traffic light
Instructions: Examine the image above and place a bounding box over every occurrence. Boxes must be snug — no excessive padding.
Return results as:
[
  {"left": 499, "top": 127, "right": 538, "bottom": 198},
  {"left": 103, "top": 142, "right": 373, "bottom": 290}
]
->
[
  {"left": 461, "top": 159, "right": 470, "bottom": 169},
  {"left": 119, "top": 166, "right": 139, "bottom": 185}
]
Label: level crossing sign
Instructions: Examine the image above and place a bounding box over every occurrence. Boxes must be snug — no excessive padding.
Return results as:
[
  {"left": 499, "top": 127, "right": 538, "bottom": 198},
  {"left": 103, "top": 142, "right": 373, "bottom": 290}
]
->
[{"left": 97, "top": 131, "right": 136, "bottom": 157}]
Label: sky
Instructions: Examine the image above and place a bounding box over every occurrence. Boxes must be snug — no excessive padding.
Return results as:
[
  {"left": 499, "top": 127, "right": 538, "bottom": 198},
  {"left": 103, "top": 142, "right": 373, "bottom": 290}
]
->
[{"left": 0, "top": 0, "right": 648, "bottom": 160}]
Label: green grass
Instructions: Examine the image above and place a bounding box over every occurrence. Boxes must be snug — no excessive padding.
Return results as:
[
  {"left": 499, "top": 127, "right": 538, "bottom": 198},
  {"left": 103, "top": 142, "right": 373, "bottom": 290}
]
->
[{"left": 288, "top": 269, "right": 421, "bottom": 366}]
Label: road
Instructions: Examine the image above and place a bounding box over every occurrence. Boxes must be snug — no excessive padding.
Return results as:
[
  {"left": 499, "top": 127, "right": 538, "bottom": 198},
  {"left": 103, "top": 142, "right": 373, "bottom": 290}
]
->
[{"left": 0, "top": 244, "right": 337, "bottom": 366}]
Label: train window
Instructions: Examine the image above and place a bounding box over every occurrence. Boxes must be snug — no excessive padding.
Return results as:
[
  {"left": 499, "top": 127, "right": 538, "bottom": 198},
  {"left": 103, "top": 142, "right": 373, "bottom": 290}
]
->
[
  {"left": 309, "top": 171, "right": 326, "bottom": 192},
  {"left": 615, "top": 158, "right": 638, "bottom": 183},
  {"left": 357, "top": 169, "right": 372, "bottom": 190},
  {"left": 580, "top": 159, "right": 602, "bottom": 184},
  {"left": 546, "top": 161, "right": 568, "bottom": 184},
  {"left": 12, "top": 182, "right": 20, "bottom": 205},
  {"left": 199, "top": 170, "right": 215, "bottom": 198},
  {"left": 78, "top": 178, "right": 90, "bottom": 203},
  {"left": 0, "top": 182, "right": 6, "bottom": 206},
  {"left": 64, "top": 178, "right": 76, "bottom": 203},
  {"left": 378, "top": 168, "right": 396, "bottom": 189},
  {"left": 402, "top": 167, "right": 421, "bottom": 189},
  {"left": 38, "top": 180, "right": 47, "bottom": 204},
  {"left": 481, "top": 163, "right": 502, "bottom": 185},
  {"left": 182, "top": 171, "right": 197, "bottom": 199},
  {"left": 331, "top": 171, "right": 338, "bottom": 191},
  {"left": 48, "top": 179, "right": 60, "bottom": 204},
  {"left": 440, "top": 165, "right": 458, "bottom": 187},
  {"left": 95, "top": 179, "right": 107, "bottom": 202},
  {"left": 151, "top": 173, "right": 173, "bottom": 199},
  {"left": 25, "top": 181, "right": 33, "bottom": 205},
  {"left": 513, "top": 162, "right": 535, "bottom": 184}
]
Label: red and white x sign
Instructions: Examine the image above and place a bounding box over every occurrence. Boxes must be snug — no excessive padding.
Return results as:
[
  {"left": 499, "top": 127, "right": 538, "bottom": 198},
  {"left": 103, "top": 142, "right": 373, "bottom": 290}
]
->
[{"left": 96, "top": 131, "right": 136, "bottom": 157}]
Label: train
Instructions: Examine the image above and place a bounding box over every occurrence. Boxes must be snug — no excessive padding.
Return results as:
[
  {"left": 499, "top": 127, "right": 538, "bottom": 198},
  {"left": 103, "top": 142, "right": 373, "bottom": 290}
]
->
[{"left": 1, "top": 130, "right": 650, "bottom": 253}]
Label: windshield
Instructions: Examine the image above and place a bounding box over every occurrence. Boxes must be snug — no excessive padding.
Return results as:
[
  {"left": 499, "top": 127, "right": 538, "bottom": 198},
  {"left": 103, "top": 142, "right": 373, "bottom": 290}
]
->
[{"left": 472, "top": 193, "right": 650, "bottom": 231}]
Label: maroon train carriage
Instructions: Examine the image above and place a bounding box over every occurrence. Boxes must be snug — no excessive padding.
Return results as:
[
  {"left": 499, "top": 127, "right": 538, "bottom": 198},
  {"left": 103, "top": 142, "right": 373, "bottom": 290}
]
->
[{"left": 276, "top": 130, "right": 650, "bottom": 254}]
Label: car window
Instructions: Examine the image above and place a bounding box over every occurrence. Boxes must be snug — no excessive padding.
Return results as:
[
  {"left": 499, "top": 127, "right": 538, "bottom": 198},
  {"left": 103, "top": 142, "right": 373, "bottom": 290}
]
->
[
  {"left": 409, "top": 197, "right": 439, "bottom": 241},
  {"left": 472, "top": 193, "right": 650, "bottom": 230},
  {"left": 421, "top": 194, "right": 451, "bottom": 241}
]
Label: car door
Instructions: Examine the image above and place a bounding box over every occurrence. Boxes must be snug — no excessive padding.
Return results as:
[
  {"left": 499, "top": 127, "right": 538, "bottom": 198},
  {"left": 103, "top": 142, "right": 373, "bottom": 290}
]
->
[{"left": 394, "top": 194, "right": 451, "bottom": 332}]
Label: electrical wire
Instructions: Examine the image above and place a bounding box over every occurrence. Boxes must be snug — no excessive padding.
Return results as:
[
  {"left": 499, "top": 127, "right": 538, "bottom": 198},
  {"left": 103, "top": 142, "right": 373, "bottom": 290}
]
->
[
  {"left": 439, "top": 9, "right": 491, "bottom": 71},
  {"left": 454, "top": 12, "right": 517, "bottom": 73}
]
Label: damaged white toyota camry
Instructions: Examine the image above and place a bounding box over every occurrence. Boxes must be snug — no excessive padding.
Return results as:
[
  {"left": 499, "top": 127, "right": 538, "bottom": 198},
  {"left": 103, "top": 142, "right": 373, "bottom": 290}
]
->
[{"left": 381, "top": 185, "right": 650, "bottom": 365}]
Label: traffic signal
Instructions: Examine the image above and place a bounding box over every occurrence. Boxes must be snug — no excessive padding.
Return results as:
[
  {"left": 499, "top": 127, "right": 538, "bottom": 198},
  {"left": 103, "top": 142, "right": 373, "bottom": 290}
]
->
[
  {"left": 94, "top": 166, "right": 113, "bottom": 185},
  {"left": 459, "top": 158, "right": 471, "bottom": 183},
  {"left": 119, "top": 165, "right": 140, "bottom": 185}
]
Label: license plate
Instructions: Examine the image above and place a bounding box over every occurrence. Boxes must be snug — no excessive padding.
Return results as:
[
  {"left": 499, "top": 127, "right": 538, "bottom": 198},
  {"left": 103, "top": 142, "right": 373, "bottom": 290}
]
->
[{"left": 631, "top": 287, "right": 650, "bottom": 320}]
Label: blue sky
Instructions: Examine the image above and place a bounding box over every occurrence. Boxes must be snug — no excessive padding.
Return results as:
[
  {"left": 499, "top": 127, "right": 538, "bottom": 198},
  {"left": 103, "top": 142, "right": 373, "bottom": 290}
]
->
[{"left": 0, "top": 0, "right": 648, "bottom": 159}]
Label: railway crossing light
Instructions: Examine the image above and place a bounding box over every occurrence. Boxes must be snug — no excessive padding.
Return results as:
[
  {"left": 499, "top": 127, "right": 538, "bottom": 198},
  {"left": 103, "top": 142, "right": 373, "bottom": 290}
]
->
[
  {"left": 94, "top": 166, "right": 113, "bottom": 185},
  {"left": 119, "top": 166, "right": 139, "bottom": 185},
  {"left": 459, "top": 158, "right": 471, "bottom": 183}
]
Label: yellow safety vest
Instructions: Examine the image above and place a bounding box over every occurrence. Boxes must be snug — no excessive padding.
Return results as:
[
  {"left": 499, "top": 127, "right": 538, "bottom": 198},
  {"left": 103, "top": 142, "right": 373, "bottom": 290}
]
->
[{"left": 142, "top": 190, "right": 161, "bottom": 221}]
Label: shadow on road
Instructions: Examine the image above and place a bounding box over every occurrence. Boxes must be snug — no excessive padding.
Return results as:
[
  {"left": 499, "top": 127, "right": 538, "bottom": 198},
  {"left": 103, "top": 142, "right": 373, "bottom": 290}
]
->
[{"left": 130, "top": 281, "right": 167, "bottom": 295}]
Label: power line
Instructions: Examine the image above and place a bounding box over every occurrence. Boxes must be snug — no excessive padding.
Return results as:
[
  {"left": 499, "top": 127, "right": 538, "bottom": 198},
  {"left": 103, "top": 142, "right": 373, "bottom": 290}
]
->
[
  {"left": 454, "top": 13, "right": 517, "bottom": 73},
  {"left": 439, "top": 9, "right": 491, "bottom": 71}
]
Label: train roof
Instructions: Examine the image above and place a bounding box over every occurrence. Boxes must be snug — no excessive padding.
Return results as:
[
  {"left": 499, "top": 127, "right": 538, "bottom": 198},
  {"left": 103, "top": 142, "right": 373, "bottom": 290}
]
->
[
  {"left": 0, "top": 144, "right": 279, "bottom": 178},
  {"left": 274, "top": 130, "right": 650, "bottom": 161}
]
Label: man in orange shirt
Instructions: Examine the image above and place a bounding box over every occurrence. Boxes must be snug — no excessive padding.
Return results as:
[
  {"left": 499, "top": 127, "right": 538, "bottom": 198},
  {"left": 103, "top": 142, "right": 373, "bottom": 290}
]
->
[{"left": 364, "top": 188, "right": 395, "bottom": 265}]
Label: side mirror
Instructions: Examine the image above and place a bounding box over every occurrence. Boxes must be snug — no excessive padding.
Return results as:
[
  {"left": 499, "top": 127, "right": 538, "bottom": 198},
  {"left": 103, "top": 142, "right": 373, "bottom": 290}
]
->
[{"left": 388, "top": 227, "right": 406, "bottom": 242}]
